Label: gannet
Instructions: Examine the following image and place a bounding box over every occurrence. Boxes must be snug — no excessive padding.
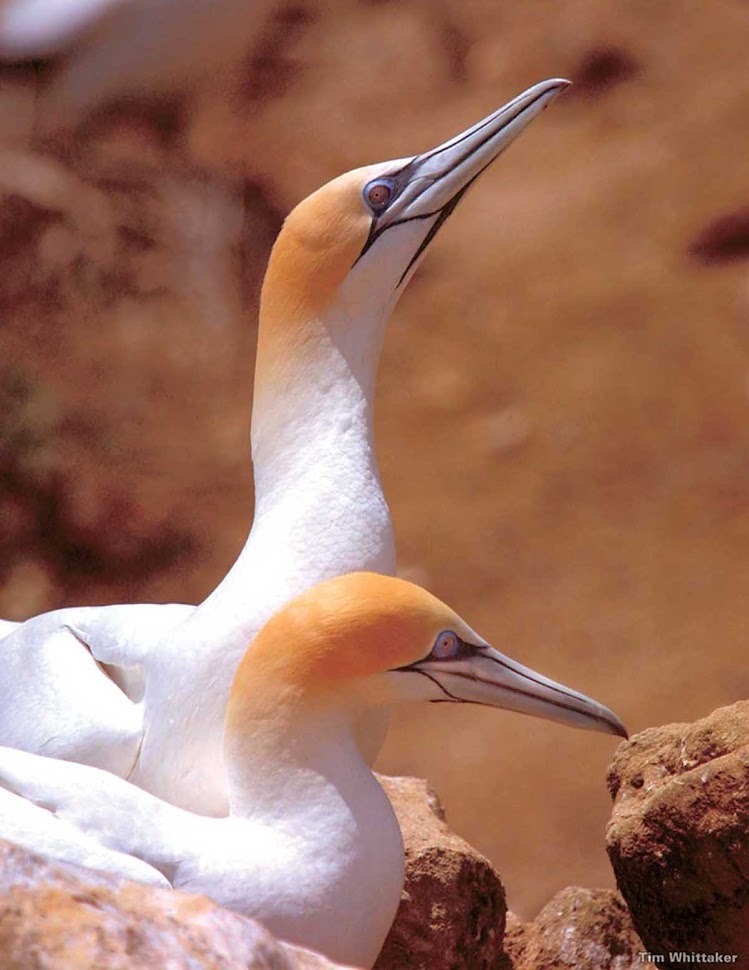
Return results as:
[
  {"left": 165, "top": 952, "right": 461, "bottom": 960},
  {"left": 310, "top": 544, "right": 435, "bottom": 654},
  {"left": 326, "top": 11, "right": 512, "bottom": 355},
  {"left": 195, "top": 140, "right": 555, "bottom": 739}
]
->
[
  {"left": 0, "top": 0, "right": 278, "bottom": 122},
  {"left": 0, "top": 571, "right": 626, "bottom": 968},
  {"left": 0, "top": 79, "right": 569, "bottom": 813}
]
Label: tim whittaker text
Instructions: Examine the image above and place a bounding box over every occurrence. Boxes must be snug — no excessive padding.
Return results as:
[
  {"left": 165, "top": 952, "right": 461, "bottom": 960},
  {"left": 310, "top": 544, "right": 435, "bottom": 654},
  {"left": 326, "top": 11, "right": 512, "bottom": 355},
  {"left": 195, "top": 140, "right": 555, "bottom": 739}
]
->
[{"left": 638, "top": 955, "right": 738, "bottom": 965}]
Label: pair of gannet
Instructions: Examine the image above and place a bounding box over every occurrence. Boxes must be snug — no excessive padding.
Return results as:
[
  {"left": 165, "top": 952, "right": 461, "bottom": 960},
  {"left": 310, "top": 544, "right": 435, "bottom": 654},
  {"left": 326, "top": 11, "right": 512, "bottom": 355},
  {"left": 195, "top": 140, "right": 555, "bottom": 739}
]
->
[
  {"left": 0, "top": 571, "right": 627, "bottom": 968},
  {"left": 0, "top": 0, "right": 278, "bottom": 122},
  {"left": 0, "top": 80, "right": 571, "bottom": 815}
]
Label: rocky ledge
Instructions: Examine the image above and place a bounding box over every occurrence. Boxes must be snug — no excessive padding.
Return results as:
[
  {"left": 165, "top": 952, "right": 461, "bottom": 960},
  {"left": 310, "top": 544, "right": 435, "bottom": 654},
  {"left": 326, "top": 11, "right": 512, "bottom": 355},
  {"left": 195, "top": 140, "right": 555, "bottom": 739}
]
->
[
  {"left": 376, "top": 776, "right": 506, "bottom": 970},
  {"left": 1, "top": 773, "right": 642, "bottom": 970},
  {"left": 607, "top": 701, "right": 749, "bottom": 959},
  {"left": 4, "top": 723, "right": 749, "bottom": 970},
  {"left": 501, "top": 886, "right": 645, "bottom": 970},
  {"left": 0, "top": 838, "right": 344, "bottom": 970}
]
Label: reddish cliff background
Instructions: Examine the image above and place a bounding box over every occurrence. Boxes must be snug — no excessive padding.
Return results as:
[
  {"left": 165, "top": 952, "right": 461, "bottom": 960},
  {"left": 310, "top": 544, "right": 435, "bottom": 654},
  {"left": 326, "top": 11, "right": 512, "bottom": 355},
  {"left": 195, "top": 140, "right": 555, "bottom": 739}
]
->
[{"left": 1, "top": 0, "right": 748, "bottom": 918}]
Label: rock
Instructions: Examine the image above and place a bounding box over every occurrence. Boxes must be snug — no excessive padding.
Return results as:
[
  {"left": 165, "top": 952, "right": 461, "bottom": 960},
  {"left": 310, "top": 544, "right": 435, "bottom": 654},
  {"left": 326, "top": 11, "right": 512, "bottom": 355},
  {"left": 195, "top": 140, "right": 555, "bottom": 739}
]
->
[
  {"left": 0, "top": 839, "right": 355, "bottom": 970},
  {"left": 606, "top": 701, "right": 749, "bottom": 956},
  {"left": 500, "top": 887, "right": 646, "bottom": 970},
  {"left": 375, "top": 775, "right": 506, "bottom": 970}
]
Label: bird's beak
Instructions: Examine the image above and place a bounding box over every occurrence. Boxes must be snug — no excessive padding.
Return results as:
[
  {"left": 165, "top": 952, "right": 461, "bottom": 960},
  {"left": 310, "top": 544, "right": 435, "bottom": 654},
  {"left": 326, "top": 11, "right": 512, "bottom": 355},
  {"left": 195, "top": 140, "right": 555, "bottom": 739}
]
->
[
  {"left": 384, "top": 78, "right": 569, "bottom": 228},
  {"left": 358, "top": 78, "right": 569, "bottom": 279},
  {"left": 406, "top": 643, "right": 627, "bottom": 739}
]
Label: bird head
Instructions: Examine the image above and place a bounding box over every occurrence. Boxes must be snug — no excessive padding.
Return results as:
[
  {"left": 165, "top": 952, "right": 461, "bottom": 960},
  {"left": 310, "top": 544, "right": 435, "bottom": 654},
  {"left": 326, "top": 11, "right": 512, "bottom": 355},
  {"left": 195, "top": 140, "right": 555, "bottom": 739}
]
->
[
  {"left": 255, "top": 79, "right": 569, "bottom": 395},
  {"left": 228, "top": 572, "right": 627, "bottom": 742}
]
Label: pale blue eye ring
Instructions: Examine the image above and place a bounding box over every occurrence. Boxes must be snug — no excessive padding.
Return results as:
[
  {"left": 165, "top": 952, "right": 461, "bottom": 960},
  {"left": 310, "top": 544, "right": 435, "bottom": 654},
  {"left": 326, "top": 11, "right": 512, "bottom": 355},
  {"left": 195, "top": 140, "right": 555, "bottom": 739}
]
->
[
  {"left": 432, "top": 630, "right": 459, "bottom": 660},
  {"left": 364, "top": 179, "right": 394, "bottom": 213}
]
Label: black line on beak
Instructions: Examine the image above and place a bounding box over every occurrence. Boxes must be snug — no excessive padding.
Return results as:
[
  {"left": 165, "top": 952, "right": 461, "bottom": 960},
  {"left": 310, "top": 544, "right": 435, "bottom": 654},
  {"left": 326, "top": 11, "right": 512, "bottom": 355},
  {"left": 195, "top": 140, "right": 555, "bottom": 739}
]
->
[
  {"left": 409, "top": 667, "right": 462, "bottom": 703},
  {"left": 439, "top": 666, "right": 627, "bottom": 736},
  {"left": 392, "top": 141, "right": 501, "bottom": 288},
  {"left": 479, "top": 651, "right": 589, "bottom": 704},
  {"left": 351, "top": 84, "right": 561, "bottom": 281},
  {"left": 353, "top": 204, "right": 436, "bottom": 268},
  {"left": 400, "top": 649, "right": 627, "bottom": 736},
  {"left": 394, "top": 180, "right": 470, "bottom": 288}
]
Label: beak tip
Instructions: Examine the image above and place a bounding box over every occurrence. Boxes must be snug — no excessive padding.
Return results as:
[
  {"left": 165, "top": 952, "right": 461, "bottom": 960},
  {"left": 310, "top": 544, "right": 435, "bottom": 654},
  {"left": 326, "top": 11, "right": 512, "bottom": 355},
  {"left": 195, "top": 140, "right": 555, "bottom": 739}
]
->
[
  {"left": 547, "top": 77, "right": 573, "bottom": 96},
  {"left": 607, "top": 718, "right": 629, "bottom": 741}
]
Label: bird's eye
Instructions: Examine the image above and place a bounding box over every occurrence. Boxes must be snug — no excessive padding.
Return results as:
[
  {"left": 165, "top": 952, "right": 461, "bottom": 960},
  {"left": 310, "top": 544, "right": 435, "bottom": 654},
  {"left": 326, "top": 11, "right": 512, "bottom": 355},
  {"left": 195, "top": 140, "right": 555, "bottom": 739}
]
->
[
  {"left": 364, "top": 179, "right": 394, "bottom": 213},
  {"left": 432, "top": 631, "right": 460, "bottom": 660}
]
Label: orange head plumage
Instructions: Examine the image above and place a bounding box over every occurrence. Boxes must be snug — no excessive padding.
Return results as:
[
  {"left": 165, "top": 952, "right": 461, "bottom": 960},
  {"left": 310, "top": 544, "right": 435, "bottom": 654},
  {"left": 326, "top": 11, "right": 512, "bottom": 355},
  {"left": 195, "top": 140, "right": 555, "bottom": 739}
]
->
[
  {"left": 253, "top": 80, "right": 571, "bottom": 406},
  {"left": 227, "top": 572, "right": 470, "bottom": 710},
  {"left": 226, "top": 571, "right": 628, "bottom": 747}
]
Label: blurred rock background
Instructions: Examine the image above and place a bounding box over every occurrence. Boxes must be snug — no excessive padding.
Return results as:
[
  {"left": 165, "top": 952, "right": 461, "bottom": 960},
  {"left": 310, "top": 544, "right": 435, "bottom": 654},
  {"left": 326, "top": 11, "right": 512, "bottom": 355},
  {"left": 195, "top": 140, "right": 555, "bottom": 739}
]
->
[{"left": 0, "top": 0, "right": 748, "bottom": 920}]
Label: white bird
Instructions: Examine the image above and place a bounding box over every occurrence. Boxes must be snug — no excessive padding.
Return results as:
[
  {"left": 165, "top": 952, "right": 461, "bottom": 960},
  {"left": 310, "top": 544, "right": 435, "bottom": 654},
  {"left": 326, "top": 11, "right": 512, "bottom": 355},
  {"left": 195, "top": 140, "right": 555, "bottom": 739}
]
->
[
  {"left": 0, "top": 570, "right": 627, "bottom": 968},
  {"left": 0, "top": 0, "right": 280, "bottom": 124},
  {"left": 0, "top": 79, "right": 569, "bottom": 814}
]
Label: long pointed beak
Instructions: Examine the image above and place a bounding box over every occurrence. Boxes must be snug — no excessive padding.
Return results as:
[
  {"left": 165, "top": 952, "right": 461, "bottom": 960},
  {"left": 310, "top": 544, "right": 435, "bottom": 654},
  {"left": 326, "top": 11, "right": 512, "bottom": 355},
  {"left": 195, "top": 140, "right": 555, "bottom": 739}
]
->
[
  {"left": 411, "top": 644, "right": 627, "bottom": 739},
  {"left": 385, "top": 78, "right": 570, "bottom": 226}
]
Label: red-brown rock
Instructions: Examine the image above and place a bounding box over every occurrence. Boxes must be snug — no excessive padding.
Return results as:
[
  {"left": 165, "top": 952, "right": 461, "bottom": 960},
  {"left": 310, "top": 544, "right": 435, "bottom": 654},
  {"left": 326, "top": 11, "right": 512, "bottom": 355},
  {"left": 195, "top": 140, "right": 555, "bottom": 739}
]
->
[
  {"left": 376, "top": 775, "right": 506, "bottom": 970},
  {"left": 501, "top": 887, "right": 646, "bottom": 970},
  {"left": 0, "top": 839, "right": 354, "bottom": 970},
  {"left": 606, "top": 702, "right": 749, "bottom": 957}
]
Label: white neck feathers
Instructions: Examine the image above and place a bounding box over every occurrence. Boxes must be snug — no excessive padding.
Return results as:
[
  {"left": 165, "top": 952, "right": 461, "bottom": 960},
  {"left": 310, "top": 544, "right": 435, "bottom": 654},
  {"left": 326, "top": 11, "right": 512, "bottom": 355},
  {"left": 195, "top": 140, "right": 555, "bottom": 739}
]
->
[{"left": 197, "top": 268, "right": 396, "bottom": 640}]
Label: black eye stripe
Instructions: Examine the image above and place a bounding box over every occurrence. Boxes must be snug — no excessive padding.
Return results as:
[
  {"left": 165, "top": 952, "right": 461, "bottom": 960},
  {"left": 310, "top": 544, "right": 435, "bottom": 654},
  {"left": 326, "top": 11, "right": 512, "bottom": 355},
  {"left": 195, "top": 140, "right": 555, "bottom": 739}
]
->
[
  {"left": 444, "top": 634, "right": 481, "bottom": 661},
  {"left": 352, "top": 154, "right": 489, "bottom": 278},
  {"left": 354, "top": 162, "right": 421, "bottom": 266},
  {"left": 352, "top": 87, "right": 555, "bottom": 277}
]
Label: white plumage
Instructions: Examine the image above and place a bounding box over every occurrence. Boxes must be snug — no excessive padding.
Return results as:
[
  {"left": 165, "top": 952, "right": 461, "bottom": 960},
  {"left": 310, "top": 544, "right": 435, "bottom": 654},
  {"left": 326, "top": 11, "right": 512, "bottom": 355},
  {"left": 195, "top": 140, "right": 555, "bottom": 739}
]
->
[
  {"left": 0, "top": 571, "right": 626, "bottom": 968},
  {"left": 0, "top": 80, "right": 569, "bottom": 816}
]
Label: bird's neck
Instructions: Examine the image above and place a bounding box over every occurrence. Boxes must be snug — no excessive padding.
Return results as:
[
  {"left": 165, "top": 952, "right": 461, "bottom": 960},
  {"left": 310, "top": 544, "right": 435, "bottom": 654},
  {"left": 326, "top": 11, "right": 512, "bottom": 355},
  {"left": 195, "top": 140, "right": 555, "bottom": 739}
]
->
[
  {"left": 155, "top": 298, "right": 394, "bottom": 806},
  {"left": 226, "top": 695, "right": 404, "bottom": 966},
  {"left": 199, "top": 294, "right": 396, "bottom": 639},
  {"left": 251, "top": 303, "right": 384, "bottom": 511},
  {"left": 226, "top": 697, "right": 376, "bottom": 816}
]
